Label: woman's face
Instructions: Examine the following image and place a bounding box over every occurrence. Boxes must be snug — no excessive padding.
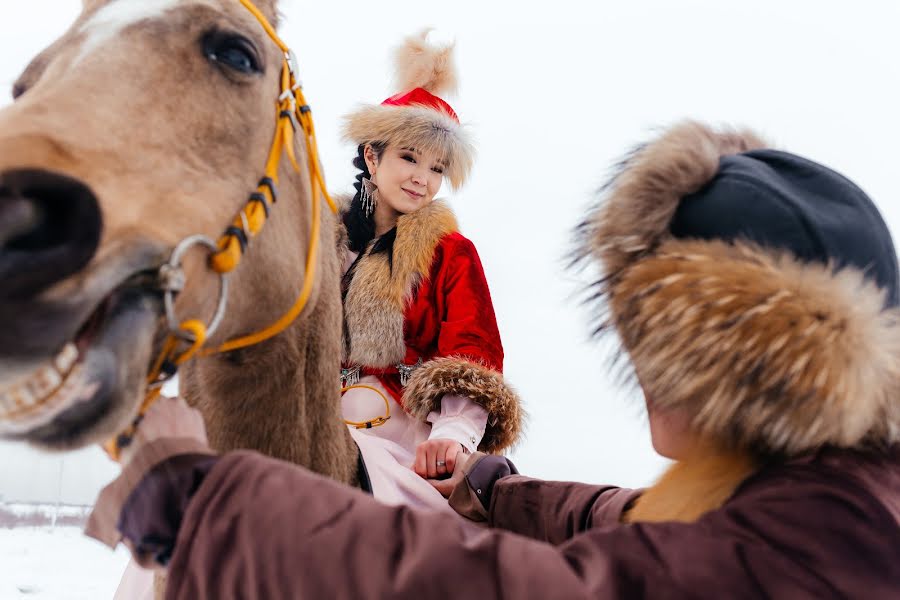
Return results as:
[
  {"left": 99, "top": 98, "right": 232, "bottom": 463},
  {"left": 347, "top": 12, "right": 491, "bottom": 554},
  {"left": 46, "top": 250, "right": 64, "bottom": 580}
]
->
[
  {"left": 644, "top": 392, "right": 698, "bottom": 460},
  {"left": 366, "top": 144, "right": 445, "bottom": 218}
]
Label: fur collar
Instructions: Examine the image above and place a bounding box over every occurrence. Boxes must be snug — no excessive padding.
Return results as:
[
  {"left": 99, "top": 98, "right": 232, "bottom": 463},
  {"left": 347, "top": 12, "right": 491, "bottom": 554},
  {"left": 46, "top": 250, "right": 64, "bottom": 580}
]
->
[
  {"left": 343, "top": 201, "right": 458, "bottom": 366},
  {"left": 624, "top": 447, "right": 758, "bottom": 523}
]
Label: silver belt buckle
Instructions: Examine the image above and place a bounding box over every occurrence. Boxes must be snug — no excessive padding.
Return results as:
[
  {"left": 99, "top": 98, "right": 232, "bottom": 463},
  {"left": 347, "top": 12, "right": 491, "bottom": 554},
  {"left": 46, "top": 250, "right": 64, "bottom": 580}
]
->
[
  {"left": 396, "top": 358, "right": 423, "bottom": 386},
  {"left": 340, "top": 366, "right": 361, "bottom": 388}
]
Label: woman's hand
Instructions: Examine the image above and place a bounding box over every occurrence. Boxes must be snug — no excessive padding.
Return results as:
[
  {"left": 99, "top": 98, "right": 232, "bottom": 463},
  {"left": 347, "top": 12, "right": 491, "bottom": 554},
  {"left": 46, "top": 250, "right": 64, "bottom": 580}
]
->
[
  {"left": 428, "top": 451, "right": 472, "bottom": 498},
  {"left": 413, "top": 438, "right": 465, "bottom": 480},
  {"left": 119, "top": 396, "right": 209, "bottom": 467}
]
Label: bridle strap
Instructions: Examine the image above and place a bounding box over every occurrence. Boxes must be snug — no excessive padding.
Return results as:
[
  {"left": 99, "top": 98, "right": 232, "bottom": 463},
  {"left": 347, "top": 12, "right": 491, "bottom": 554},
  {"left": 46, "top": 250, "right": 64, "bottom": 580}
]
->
[{"left": 104, "top": 0, "right": 336, "bottom": 460}]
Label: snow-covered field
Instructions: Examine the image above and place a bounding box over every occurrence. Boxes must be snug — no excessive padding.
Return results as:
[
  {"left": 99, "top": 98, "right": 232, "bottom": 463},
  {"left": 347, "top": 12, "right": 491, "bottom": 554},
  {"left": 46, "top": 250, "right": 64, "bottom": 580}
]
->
[{"left": 0, "top": 504, "right": 130, "bottom": 600}]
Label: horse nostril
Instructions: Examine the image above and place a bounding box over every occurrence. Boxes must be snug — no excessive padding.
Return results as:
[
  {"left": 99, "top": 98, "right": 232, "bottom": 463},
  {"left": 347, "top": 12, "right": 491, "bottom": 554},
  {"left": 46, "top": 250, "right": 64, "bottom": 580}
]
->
[
  {"left": 0, "top": 169, "right": 102, "bottom": 298},
  {"left": 0, "top": 192, "right": 41, "bottom": 245}
]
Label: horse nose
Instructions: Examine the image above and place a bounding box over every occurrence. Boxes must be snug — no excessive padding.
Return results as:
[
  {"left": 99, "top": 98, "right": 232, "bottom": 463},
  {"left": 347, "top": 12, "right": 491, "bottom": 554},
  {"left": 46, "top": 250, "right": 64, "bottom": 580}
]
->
[{"left": 0, "top": 169, "right": 102, "bottom": 299}]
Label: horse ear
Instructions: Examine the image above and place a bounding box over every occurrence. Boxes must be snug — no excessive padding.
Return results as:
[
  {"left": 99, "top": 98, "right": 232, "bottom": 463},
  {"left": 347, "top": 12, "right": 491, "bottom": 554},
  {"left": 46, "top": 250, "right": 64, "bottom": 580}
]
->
[
  {"left": 253, "top": 0, "right": 282, "bottom": 25},
  {"left": 81, "top": 0, "right": 106, "bottom": 11}
]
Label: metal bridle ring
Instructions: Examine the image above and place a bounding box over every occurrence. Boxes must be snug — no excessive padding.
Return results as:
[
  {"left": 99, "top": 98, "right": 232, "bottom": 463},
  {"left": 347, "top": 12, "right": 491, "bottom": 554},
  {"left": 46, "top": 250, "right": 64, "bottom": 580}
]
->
[{"left": 162, "top": 235, "right": 229, "bottom": 342}]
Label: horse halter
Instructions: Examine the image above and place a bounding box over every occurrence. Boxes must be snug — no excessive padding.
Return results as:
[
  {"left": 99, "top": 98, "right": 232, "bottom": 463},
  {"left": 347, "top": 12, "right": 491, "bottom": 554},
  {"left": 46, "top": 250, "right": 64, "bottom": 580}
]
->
[{"left": 104, "top": 0, "right": 337, "bottom": 460}]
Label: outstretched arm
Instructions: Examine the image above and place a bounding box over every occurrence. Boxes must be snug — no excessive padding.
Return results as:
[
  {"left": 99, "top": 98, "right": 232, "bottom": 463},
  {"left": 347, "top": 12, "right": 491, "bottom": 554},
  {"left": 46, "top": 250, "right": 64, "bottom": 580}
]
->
[
  {"left": 89, "top": 398, "right": 898, "bottom": 599},
  {"left": 436, "top": 452, "right": 640, "bottom": 545}
]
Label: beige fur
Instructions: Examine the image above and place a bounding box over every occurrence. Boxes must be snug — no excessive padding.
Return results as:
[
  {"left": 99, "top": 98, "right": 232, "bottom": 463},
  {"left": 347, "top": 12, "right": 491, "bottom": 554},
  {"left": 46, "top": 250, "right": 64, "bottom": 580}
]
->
[
  {"left": 403, "top": 357, "right": 524, "bottom": 454},
  {"left": 343, "top": 201, "right": 458, "bottom": 366},
  {"left": 392, "top": 29, "right": 458, "bottom": 96},
  {"left": 342, "top": 105, "right": 474, "bottom": 190}
]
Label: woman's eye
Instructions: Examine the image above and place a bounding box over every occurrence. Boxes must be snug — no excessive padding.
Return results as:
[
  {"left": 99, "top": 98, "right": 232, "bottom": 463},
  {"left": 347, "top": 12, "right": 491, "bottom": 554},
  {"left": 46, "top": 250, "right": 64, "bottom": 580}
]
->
[
  {"left": 402, "top": 154, "right": 416, "bottom": 163},
  {"left": 432, "top": 167, "right": 444, "bottom": 174},
  {"left": 204, "top": 33, "right": 261, "bottom": 74}
]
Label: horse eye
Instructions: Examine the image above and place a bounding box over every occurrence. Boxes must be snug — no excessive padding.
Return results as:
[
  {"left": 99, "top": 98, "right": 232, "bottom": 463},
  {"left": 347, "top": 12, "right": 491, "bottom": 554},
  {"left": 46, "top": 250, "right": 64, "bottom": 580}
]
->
[{"left": 203, "top": 32, "right": 261, "bottom": 75}]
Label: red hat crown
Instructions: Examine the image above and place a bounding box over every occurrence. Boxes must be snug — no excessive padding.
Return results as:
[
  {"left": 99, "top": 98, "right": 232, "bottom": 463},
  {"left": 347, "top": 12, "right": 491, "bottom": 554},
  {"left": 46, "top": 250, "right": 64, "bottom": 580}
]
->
[{"left": 381, "top": 88, "right": 460, "bottom": 124}]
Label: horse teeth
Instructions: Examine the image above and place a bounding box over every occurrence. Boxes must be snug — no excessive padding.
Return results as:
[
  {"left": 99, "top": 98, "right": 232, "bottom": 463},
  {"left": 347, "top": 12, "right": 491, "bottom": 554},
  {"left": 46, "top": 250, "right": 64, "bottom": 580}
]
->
[
  {"left": 0, "top": 390, "right": 14, "bottom": 413},
  {"left": 54, "top": 343, "right": 79, "bottom": 373},
  {"left": 0, "top": 343, "right": 81, "bottom": 421},
  {"left": 31, "top": 366, "right": 63, "bottom": 399}
]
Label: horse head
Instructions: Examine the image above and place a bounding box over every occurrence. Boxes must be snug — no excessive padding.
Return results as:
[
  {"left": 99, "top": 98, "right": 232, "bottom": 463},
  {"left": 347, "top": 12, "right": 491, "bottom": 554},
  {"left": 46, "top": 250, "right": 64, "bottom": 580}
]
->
[{"left": 0, "top": 0, "right": 338, "bottom": 452}]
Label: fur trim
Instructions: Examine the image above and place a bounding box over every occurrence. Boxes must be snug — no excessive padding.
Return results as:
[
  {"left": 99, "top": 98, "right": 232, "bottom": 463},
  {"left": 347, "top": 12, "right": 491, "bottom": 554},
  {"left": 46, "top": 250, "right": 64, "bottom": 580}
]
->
[
  {"left": 343, "top": 201, "right": 458, "bottom": 366},
  {"left": 342, "top": 105, "right": 474, "bottom": 190},
  {"left": 610, "top": 238, "right": 900, "bottom": 456},
  {"left": 393, "top": 29, "right": 458, "bottom": 96},
  {"left": 624, "top": 447, "right": 758, "bottom": 523},
  {"left": 579, "top": 120, "right": 767, "bottom": 277},
  {"left": 403, "top": 357, "right": 525, "bottom": 454}
]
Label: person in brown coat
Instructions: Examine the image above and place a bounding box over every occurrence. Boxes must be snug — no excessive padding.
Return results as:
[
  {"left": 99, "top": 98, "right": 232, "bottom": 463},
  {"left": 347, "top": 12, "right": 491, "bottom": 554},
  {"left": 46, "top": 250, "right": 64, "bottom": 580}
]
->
[{"left": 87, "top": 121, "right": 900, "bottom": 599}]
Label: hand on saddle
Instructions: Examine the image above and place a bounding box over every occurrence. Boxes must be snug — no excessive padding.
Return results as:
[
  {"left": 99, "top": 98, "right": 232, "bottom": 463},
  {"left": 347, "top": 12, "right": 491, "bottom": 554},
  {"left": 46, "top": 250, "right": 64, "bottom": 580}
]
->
[
  {"left": 118, "top": 396, "right": 210, "bottom": 467},
  {"left": 413, "top": 438, "right": 465, "bottom": 482}
]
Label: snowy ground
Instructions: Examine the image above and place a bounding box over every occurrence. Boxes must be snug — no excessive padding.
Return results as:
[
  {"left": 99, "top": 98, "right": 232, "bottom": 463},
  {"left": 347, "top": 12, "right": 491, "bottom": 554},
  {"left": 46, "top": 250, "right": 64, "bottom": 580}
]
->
[{"left": 0, "top": 504, "right": 130, "bottom": 600}]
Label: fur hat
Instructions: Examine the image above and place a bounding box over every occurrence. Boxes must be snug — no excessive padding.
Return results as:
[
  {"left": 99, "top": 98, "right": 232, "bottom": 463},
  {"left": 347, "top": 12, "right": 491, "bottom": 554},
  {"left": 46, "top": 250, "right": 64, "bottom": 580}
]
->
[
  {"left": 342, "top": 30, "right": 475, "bottom": 189},
  {"left": 580, "top": 121, "right": 900, "bottom": 458}
]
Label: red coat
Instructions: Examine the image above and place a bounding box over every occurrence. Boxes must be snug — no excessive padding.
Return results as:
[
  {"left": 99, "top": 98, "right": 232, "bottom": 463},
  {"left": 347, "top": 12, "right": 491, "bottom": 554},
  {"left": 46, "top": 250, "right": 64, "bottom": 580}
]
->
[
  {"left": 341, "top": 201, "right": 522, "bottom": 453},
  {"left": 382, "top": 232, "right": 503, "bottom": 397}
]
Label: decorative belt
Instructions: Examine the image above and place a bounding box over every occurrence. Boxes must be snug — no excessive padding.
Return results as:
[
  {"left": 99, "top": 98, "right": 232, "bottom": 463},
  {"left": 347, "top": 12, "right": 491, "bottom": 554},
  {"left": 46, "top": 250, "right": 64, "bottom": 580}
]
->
[{"left": 340, "top": 358, "right": 423, "bottom": 388}]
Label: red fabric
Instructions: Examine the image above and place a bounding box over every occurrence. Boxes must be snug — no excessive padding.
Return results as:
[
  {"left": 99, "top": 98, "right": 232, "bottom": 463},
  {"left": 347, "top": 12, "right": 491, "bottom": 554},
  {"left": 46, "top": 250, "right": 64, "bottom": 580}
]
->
[
  {"left": 381, "top": 87, "right": 460, "bottom": 123},
  {"left": 375, "top": 232, "right": 503, "bottom": 405}
]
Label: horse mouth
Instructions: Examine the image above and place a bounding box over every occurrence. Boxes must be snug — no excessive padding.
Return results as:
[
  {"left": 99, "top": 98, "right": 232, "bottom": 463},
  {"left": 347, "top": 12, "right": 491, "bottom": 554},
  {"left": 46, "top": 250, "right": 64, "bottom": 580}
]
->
[{"left": 0, "top": 281, "right": 163, "bottom": 448}]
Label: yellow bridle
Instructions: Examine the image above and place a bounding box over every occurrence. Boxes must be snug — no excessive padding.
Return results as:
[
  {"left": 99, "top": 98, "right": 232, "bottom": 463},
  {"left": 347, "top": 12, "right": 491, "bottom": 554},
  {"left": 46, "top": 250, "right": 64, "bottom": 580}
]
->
[{"left": 105, "top": 0, "right": 336, "bottom": 459}]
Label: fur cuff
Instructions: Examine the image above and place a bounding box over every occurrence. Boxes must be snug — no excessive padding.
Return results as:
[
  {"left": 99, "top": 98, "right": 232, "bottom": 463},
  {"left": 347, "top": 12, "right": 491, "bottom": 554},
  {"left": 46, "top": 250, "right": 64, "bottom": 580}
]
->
[{"left": 403, "top": 357, "right": 524, "bottom": 454}]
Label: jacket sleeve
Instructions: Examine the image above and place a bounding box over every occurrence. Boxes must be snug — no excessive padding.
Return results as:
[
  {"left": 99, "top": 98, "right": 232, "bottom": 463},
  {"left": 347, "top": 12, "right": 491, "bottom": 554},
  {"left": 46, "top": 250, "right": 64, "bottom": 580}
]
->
[
  {"left": 403, "top": 237, "right": 525, "bottom": 454},
  {"left": 434, "top": 236, "right": 504, "bottom": 369},
  {"left": 487, "top": 477, "right": 641, "bottom": 543},
  {"left": 138, "top": 450, "right": 896, "bottom": 599},
  {"left": 426, "top": 393, "right": 489, "bottom": 453},
  {"left": 447, "top": 454, "right": 640, "bottom": 543}
]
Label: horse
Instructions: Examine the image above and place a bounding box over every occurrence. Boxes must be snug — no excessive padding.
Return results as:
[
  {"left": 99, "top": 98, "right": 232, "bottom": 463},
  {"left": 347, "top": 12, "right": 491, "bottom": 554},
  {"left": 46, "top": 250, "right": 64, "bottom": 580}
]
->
[{"left": 0, "top": 0, "right": 360, "bottom": 485}]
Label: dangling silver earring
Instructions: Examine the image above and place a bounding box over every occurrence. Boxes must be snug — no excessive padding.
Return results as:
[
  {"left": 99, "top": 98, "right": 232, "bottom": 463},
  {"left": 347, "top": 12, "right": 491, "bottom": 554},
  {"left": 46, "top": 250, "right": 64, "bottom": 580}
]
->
[{"left": 361, "top": 177, "right": 378, "bottom": 218}]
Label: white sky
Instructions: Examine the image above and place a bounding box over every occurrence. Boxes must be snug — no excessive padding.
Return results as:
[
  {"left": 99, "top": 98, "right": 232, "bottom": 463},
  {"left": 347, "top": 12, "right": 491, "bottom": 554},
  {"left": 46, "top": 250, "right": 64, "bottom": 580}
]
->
[{"left": 2, "top": 0, "right": 900, "bottom": 505}]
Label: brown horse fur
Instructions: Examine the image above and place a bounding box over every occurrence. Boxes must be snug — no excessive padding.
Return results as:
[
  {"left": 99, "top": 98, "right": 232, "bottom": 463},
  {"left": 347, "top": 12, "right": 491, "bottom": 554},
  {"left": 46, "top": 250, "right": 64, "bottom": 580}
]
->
[{"left": 0, "top": 1, "right": 357, "bottom": 477}]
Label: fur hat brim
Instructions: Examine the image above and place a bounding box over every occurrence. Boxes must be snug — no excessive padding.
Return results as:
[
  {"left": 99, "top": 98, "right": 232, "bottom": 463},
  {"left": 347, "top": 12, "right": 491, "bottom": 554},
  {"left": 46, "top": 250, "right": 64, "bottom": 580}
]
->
[{"left": 341, "top": 104, "right": 475, "bottom": 190}]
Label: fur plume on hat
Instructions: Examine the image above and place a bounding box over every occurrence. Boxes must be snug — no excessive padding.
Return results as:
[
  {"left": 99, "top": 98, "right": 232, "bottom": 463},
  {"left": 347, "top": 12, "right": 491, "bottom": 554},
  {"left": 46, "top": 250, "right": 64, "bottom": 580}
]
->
[
  {"left": 392, "top": 29, "right": 458, "bottom": 96},
  {"left": 342, "top": 30, "right": 474, "bottom": 189}
]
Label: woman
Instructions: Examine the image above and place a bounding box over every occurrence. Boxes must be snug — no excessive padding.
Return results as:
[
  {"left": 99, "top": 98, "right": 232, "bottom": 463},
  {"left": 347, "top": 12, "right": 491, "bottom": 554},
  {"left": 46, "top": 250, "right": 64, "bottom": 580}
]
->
[
  {"left": 336, "top": 31, "right": 522, "bottom": 502},
  {"left": 89, "top": 121, "right": 899, "bottom": 597}
]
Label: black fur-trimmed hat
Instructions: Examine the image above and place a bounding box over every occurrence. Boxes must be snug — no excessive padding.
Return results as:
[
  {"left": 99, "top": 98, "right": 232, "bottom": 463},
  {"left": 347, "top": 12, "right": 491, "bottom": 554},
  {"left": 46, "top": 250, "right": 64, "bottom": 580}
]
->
[{"left": 581, "top": 121, "right": 900, "bottom": 457}]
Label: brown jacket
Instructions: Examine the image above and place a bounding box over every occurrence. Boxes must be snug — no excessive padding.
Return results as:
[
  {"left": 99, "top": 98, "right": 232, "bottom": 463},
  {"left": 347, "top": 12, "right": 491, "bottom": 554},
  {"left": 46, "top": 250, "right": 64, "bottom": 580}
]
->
[{"left": 89, "top": 443, "right": 900, "bottom": 599}]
